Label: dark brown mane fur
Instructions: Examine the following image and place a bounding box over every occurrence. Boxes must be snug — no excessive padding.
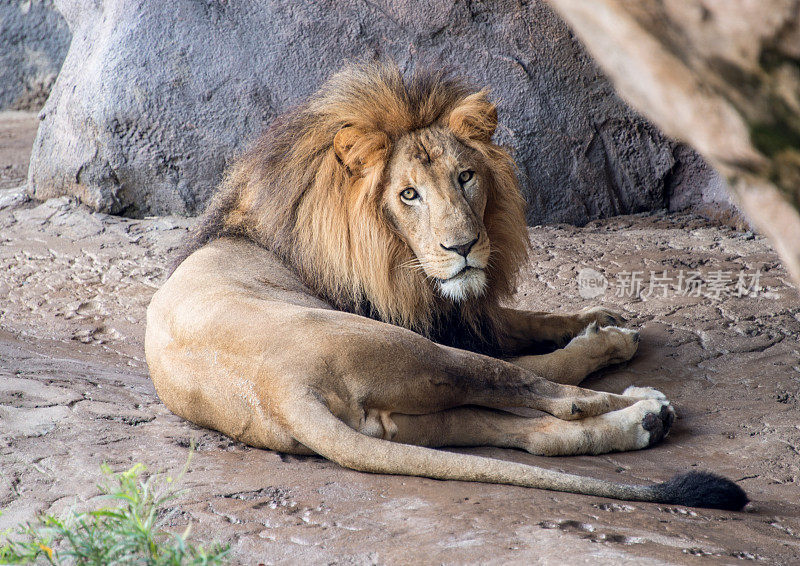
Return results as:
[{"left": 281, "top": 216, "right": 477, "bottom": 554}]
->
[{"left": 171, "top": 63, "right": 529, "bottom": 354}]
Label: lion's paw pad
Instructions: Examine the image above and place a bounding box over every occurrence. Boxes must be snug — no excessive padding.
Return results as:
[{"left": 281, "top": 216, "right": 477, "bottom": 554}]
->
[
  {"left": 641, "top": 403, "right": 675, "bottom": 447},
  {"left": 598, "top": 398, "right": 674, "bottom": 451},
  {"left": 625, "top": 399, "right": 674, "bottom": 449}
]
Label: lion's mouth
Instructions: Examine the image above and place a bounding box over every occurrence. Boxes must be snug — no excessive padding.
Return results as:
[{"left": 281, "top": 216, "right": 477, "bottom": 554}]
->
[
  {"left": 438, "top": 265, "right": 482, "bottom": 282},
  {"left": 434, "top": 265, "right": 488, "bottom": 302}
]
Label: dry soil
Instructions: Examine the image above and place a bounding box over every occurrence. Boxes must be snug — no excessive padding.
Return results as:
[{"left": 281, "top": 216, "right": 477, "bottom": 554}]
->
[{"left": 1, "top": 112, "right": 799, "bottom": 565}]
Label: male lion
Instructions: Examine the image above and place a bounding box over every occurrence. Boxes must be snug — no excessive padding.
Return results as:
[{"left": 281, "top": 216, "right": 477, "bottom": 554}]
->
[{"left": 146, "top": 63, "right": 747, "bottom": 510}]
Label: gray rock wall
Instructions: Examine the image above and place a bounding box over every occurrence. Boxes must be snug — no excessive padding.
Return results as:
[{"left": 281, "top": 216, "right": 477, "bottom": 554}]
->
[
  {"left": 549, "top": 0, "right": 799, "bottom": 282},
  {"left": 0, "top": 0, "right": 70, "bottom": 110},
  {"left": 28, "top": 0, "right": 728, "bottom": 223}
]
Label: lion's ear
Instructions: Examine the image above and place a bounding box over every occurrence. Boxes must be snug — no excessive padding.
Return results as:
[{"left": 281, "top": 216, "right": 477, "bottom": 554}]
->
[
  {"left": 333, "top": 126, "right": 390, "bottom": 176},
  {"left": 448, "top": 91, "right": 498, "bottom": 143}
]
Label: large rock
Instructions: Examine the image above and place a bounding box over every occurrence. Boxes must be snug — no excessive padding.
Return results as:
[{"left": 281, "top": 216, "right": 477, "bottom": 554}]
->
[
  {"left": 549, "top": 0, "right": 800, "bottom": 286},
  {"left": 29, "top": 0, "right": 728, "bottom": 223},
  {"left": 0, "top": 0, "right": 70, "bottom": 110}
]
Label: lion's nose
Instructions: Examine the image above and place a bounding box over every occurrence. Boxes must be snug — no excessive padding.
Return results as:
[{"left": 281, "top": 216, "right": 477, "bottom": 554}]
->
[{"left": 440, "top": 238, "right": 478, "bottom": 258}]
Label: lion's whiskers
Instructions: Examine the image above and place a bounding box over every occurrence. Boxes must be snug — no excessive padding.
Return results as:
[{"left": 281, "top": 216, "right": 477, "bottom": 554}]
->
[{"left": 398, "top": 257, "right": 425, "bottom": 270}]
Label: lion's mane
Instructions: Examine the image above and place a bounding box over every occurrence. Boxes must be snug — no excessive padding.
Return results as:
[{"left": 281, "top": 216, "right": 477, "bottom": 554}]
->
[{"left": 176, "top": 63, "right": 528, "bottom": 354}]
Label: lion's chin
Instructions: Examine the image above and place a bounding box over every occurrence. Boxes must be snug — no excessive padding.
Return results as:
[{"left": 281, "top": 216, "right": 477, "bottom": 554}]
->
[{"left": 437, "top": 268, "right": 487, "bottom": 302}]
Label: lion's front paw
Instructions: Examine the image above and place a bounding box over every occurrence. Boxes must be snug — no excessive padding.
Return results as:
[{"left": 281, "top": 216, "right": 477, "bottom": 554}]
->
[
  {"left": 573, "top": 323, "right": 639, "bottom": 365},
  {"left": 577, "top": 306, "right": 626, "bottom": 329},
  {"left": 600, "top": 398, "right": 675, "bottom": 452}
]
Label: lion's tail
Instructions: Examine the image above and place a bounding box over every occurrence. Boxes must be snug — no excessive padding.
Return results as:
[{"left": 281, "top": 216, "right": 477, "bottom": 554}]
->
[{"left": 284, "top": 396, "right": 748, "bottom": 511}]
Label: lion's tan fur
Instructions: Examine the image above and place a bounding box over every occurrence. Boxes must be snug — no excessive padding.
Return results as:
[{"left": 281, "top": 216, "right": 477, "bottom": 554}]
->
[
  {"left": 144, "top": 63, "right": 713, "bottom": 507},
  {"left": 181, "top": 64, "right": 527, "bottom": 344}
]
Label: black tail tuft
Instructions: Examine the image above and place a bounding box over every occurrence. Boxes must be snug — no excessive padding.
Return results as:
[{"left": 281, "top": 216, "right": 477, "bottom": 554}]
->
[{"left": 654, "top": 471, "right": 748, "bottom": 511}]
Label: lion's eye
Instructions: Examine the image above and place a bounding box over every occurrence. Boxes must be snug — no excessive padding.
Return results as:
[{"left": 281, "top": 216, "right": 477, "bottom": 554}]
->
[
  {"left": 458, "top": 170, "right": 475, "bottom": 185},
  {"left": 400, "top": 187, "right": 419, "bottom": 201}
]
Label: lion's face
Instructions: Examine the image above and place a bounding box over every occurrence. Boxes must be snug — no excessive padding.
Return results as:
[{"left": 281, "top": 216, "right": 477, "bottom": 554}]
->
[{"left": 383, "top": 127, "right": 491, "bottom": 302}]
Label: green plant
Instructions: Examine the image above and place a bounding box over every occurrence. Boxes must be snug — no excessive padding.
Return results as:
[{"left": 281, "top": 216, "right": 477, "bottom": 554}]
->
[{"left": 0, "top": 461, "right": 229, "bottom": 565}]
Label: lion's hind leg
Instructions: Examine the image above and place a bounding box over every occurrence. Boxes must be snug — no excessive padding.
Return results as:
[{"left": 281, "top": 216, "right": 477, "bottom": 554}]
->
[
  {"left": 277, "top": 393, "right": 744, "bottom": 510},
  {"left": 386, "top": 397, "right": 674, "bottom": 456}
]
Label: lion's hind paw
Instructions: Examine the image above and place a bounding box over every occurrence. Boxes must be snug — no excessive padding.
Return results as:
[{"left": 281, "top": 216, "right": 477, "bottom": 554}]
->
[
  {"left": 629, "top": 398, "right": 675, "bottom": 449},
  {"left": 622, "top": 385, "right": 667, "bottom": 400},
  {"left": 592, "top": 398, "right": 675, "bottom": 452},
  {"left": 641, "top": 402, "right": 675, "bottom": 447}
]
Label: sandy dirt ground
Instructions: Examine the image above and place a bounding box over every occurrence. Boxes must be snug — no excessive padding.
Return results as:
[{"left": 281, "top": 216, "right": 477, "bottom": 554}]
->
[{"left": 1, "top": 111, "right": 800, "bottom": 565}]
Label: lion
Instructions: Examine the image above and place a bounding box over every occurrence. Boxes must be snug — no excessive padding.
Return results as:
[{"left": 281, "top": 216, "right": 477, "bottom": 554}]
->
[{"left": 145, "top": 63, "right": 747, "bottom": 510}]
